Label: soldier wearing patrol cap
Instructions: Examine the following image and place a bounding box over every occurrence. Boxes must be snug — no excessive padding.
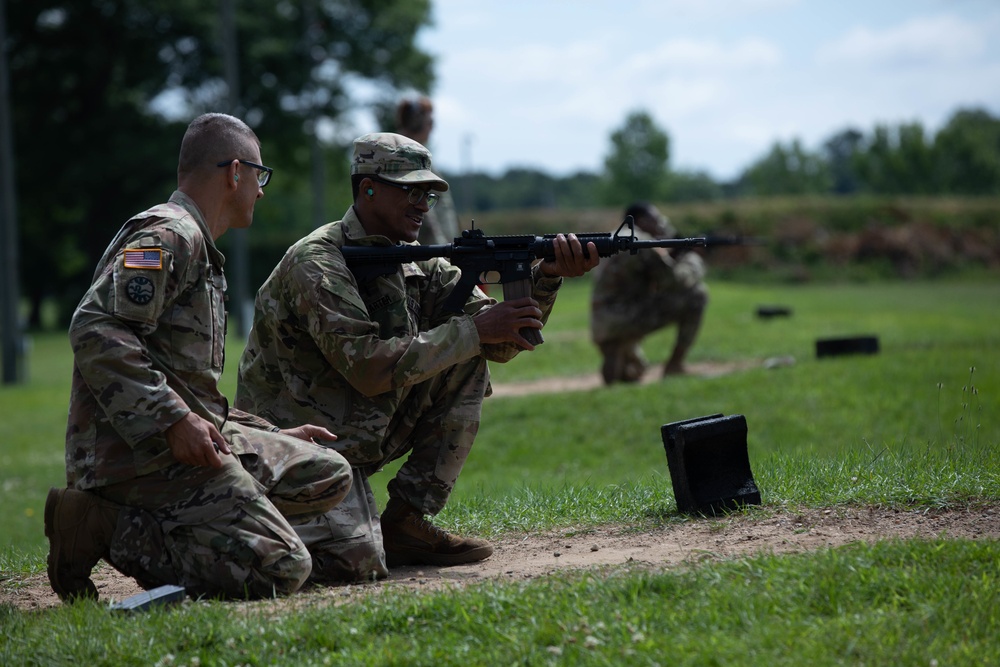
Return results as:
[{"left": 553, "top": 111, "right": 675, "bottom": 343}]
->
[
  {"left": 235, "top": 132, "right": 600, "bottom": 580},
  {"left": 45, "top": 113, "right": 353, "bottom": 601}
]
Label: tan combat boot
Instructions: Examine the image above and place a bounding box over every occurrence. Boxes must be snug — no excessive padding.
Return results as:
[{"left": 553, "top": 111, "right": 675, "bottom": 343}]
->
[
  {"left": 380, "top": 497, "right": 493, "bottom": 567},
  {"left": 44, "top": 487, "right": 122, "bottom": 601}
]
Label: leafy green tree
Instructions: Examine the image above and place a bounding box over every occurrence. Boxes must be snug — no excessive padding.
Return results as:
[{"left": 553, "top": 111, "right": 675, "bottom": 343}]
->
[
  {"left": 739, "top": 139, "right": 830, "bottom": 196},
  {"left": 450, "top": 169, "right": 603, "bottom": 213},
  {"left": 853, "top": 122, "right": 936, "bottom": 194},
  {"left": 665, "top": 170, "right": 722, "bottom": 202},
  {"left": 823, "top": 128, "right": 864, "bottom": 195},
  {"left": 551, "top": 170, "right": 604, "bottom": 208},
  {"left": 8, "top": 0, "right": 433, "bottom": 327},
  {"left": 933, "top": 108, "right": 1000, "bottom": 195},
  {"left": 601, "top": 110, "right": 670, "bottom": 205}
]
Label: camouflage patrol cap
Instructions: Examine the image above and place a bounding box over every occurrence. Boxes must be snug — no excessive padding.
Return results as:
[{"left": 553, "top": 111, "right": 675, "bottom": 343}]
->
[{"left": 351, "top": 132, "right": 449, "bottom": 191}]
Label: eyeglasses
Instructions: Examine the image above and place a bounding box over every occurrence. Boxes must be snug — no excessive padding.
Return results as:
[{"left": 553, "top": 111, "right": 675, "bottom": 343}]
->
[
  {"left": 217, "top": 159, "right": 273, "bottom": 188},
  {"left": 375, "top": 178, "right": 440, "bottom": 210}
]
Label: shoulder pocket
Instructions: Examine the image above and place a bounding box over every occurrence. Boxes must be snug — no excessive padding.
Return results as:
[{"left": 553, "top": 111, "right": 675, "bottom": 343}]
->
[{"left": 112, "top": 256, "right": 170, "bottom": 326}]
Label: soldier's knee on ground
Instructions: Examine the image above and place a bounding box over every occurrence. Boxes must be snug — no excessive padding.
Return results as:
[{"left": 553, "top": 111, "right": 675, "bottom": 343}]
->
[
  {"left": 260, "top": 545, "right": 313, "bottom": 597},
  {"left": 161, "top": 497, "right": 315, "bottom": 599}
]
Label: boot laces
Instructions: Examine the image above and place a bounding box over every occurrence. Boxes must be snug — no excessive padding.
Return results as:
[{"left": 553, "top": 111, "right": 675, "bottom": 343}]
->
[{"left": 407, "top": 512, "right": 450, "bottom": 541}]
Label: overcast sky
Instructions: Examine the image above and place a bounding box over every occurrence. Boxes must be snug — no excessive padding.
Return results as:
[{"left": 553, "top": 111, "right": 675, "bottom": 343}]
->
[{"left": 389, "top": 0, "right": 1000, "bottom": 181}]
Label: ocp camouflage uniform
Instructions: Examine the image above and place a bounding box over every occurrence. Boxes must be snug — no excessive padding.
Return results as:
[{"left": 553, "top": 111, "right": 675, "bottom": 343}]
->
[
  {"left": 590, "top": 228, "right": 708, "bottom": 382},
  {"left": 235, "top": 205, "right": 564, "bottom": 580},
  {"left": 67, "top": 191, "right": 352, "bottom": 598}
]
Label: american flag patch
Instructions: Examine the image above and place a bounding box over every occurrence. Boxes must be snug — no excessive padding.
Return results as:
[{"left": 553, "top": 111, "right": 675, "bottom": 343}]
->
[{"left": 123, "top": 249, "right": 163, "bottom": 270}]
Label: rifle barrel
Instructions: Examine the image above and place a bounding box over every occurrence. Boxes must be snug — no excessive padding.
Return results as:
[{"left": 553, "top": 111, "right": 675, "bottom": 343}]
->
[{"left": 630, "top": 238, "right": 707, "bottom": 249}]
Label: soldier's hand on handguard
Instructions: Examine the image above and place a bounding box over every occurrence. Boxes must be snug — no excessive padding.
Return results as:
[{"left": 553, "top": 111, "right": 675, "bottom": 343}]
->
[
  {"left": 473, "top": 297, "right": 544, "bottom": 351},
  {"left": 166, "top": 412, "right": 231, "bottom": 468},
  {"left": 538, "top": 233, "right": 600, "bottom": 278},
  {"left": 279, "top": 424, "right": 338, "bottom": 445}
]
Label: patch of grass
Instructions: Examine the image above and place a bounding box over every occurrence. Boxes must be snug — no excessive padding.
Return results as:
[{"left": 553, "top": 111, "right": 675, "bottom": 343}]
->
[
  {"left": 0, "top": 334, "right": 73, "bottom": 552},
  {"left": 487, "top": 277, "right": 1000, "bottom": 382},
  {"left": 1, "top": 279, "right": 997, "bottom": 664},
  {"left": 3, "top": 540, "right": 998, "bottom": 665}
]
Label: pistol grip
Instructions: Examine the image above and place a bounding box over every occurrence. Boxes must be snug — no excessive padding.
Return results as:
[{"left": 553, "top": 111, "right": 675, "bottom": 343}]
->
[{"left": 502, "top": 278, "right": 544, "bottom": 346}]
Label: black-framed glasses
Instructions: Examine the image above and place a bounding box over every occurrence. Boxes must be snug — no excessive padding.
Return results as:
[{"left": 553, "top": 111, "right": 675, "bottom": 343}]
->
[
  {"left": 217, "top": 159, "right": 273, "bottom": 188},
  {"left": 375, "top": 177, "right": 440, "bottom": 210}
]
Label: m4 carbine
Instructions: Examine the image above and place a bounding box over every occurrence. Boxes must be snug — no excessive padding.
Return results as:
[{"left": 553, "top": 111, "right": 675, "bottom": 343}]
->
[{"left": 342, "top": 215, "right": 707, "bottom": 345}]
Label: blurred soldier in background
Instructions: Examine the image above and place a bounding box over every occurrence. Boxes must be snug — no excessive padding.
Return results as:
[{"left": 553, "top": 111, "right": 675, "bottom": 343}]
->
[
  {"left": 590, "top": 202, "right": 709, "bottom": 384},
  {"left": 394, "top": 95, "right": 461, "bottom": 245}
]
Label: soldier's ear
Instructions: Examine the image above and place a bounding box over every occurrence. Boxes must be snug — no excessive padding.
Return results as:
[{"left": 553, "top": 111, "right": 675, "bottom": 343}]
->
[{"left": 361, "top": 178, "right": 376, "bottom": 199}]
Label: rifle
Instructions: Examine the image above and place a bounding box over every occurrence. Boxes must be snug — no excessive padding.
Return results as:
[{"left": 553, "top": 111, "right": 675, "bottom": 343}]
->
[
  {"left": 697, "top": 234, "right": 766, "bottom": 247},
  {"left": 342, "top": 215, "right": 707, "bottom": 345}
]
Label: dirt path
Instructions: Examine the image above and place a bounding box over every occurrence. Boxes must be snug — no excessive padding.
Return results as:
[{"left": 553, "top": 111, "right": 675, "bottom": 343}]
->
[
  {"left": 488, "top": 358, "right": 791, "bottom": 397},
  {"left": 5, "top": 505, "right": 997, "bottom": 612}
]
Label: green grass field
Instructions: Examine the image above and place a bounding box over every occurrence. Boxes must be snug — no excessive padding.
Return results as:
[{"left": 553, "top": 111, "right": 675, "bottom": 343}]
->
[{"left": 2, "top": 277, "right": 998, "bottom": 665}]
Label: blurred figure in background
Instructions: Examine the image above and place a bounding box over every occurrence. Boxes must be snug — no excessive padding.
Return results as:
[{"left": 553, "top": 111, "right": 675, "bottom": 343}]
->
[
  {"left": 394, "top": 95, "right": 461, "bottom": 245},
  {"left": 590, "top": 202, "right": 708, "bottom": 384}
]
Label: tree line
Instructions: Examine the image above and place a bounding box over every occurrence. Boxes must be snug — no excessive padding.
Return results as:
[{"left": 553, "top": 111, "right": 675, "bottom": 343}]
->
[
  {"left": 451, "top": 107, "right": 1000, "bottom": 212},
  {"left": 5, "top": 3, "right": 999, "bottom": 329}
]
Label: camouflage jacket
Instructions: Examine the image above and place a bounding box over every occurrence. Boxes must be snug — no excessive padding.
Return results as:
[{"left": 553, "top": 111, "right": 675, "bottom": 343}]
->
[
  {"left": 66, "top": 191, "right": 273, "bottom": 489},
  {"left": 235, "top": 206, "right": 563, "bottom": 464},
  {"left": 590, "top": 232, "right": 707, "bottom": 343}
]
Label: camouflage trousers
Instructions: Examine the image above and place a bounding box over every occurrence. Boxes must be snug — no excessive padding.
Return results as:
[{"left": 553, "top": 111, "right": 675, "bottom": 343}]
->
[
  {"left": 302, "top": 354, "right": 490, "bottom": 582},
  {"left": 96, "top": 422, "right": 351, "bottom": 599},
  {"left": 598, "top": 338, "right": 651, "bottom": 384}
]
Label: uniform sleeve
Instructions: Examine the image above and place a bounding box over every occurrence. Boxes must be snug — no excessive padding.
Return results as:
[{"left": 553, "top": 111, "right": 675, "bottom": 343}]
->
[
  {"left": 295, "top": 254, "right": 484, "bottom": 398},
  {"left": 672, "top": 252, "right": 706, "bottom": 288},
  {"left": 614, "top": 248, "right": 684, "bottom": 294},
  {"left": 69, "top": 232, "right": 194, "bottom": 447}
]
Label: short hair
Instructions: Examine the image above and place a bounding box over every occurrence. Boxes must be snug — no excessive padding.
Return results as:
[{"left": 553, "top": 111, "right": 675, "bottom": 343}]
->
[
  {"left": 395, "top": 96, "right": 433, "bottom": 136},
  {"left": 177, "top": 113, "right": 259, "bottom": 179}
]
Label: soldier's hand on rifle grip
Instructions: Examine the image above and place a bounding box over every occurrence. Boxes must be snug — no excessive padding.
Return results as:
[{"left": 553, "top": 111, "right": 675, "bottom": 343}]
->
[
  {"left": 165, "top": 411, "right": 231, "bottom": 468},
  {"left": 539, "top": 234, "right": 600, "bottom": 277},
  {"left": 472, "top": 297, "right": 544, "bottom": 350}
]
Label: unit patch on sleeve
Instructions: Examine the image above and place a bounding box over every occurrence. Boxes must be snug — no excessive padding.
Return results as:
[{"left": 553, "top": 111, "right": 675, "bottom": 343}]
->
[
  {"left": 126, "top": 276, "right": 155, "bottom": 305},
  {"left": 123, "top": 249, "right": 163, "bottom": 270},
  {"left": 113, "top": 247, "right": 170, "bottom": 325}
]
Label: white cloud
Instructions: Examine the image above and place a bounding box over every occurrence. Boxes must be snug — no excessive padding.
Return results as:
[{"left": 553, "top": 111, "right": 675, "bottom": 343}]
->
[
  {"left": 633, "top": 0, "right": 800, "bottom": 22},
  {"left": 817, "top": 14, "right": 987, "bottom": 67},
  {"left": 418, "top": 1, "right": 1000, "bottom": 180},
  {"left": 447, "top": 40, "right": 612, "bottom": 88},
  {"left": 641, "top": 38, "right": 782, "bottom": 71}
]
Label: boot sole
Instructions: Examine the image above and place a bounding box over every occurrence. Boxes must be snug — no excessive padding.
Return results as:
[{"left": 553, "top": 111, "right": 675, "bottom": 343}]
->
[{"left": 385, "top": 544, "right": 494, "bottom": 568}]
